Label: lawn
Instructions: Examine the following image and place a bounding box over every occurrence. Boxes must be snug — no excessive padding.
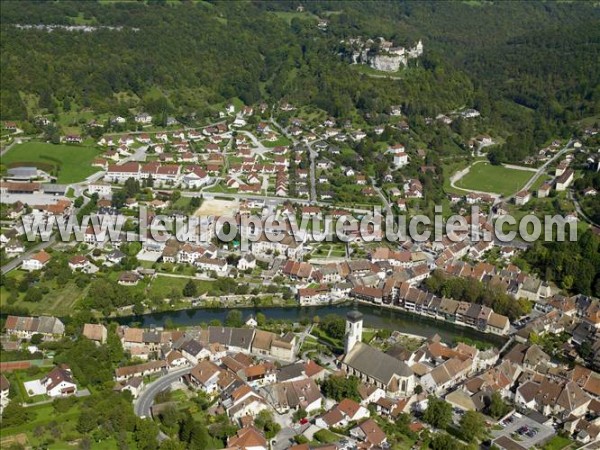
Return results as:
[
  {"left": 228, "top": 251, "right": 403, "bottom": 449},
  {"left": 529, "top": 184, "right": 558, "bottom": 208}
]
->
[
  {"left": 455, "top": 163, "right": 533, "bottom": 197},
  {"left": 542, "top": 435, "right": 574, "bottom": 450},
  {"left": 262, "top": 136, "right": 291, "bottom": 148},
  {"left": 148, "top": 276, "right": 188, "bottom": 298},
  {"left": 313, "top": 429, "right": 340, "bottom": 444},
  {"left": 2, "top": 141, "right": 101, "bottom": 183},
  {"left": 530, "top": 174, "right": 551, "bottom": 192}
]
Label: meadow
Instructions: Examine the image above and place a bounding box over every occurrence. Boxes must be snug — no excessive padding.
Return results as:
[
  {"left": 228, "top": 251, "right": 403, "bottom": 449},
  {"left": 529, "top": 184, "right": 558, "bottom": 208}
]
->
[
  {"left": 2, "top": 141, "right": 101, "bottom": 184},
  {"left": 455, "top": 163, "right": 533, "bottom": 197}
]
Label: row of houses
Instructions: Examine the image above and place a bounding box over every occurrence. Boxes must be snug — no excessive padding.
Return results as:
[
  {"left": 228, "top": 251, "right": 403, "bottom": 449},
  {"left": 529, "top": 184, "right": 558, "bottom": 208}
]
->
[{"left": 116, "top": 325, "right": 297, "bottom": 363}]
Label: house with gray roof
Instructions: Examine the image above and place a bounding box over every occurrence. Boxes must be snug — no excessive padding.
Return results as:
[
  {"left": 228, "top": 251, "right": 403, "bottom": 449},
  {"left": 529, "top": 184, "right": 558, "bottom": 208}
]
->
[{"left": 229, "top": 328, "right": 255, "bottom": 352}]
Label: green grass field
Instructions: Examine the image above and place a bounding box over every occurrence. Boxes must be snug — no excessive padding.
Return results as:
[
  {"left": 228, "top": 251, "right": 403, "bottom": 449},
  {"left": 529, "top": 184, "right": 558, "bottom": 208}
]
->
[
  {"left": 2, "top": 141, "right": 101, "bottom": 183},
  {"left": 262, "top": 136, "right": 292, "bottom": 148},
  {"left": 542, "top": 435, "right": 574, "bottom": 450},
  {"left": 456, "top": 163, "right": 533, "bottom": 196},
  {"left": 0, "top": 271, "right": 85, "bottom": 317}
]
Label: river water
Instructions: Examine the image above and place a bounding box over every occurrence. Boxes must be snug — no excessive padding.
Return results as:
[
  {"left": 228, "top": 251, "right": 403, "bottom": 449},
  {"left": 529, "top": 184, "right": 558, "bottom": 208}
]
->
[{"left": 115, "top": 304, "right": 507, "bottom": 346}]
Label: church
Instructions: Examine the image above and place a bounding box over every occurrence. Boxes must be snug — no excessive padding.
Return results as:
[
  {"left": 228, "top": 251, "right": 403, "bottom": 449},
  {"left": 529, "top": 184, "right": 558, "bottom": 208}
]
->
[{"left": 340, "top": 309, "right": 416, "bottom": 397}]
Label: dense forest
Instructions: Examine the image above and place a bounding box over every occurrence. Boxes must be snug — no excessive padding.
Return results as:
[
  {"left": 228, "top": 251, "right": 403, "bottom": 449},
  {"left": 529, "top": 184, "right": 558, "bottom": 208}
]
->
[
  {"left": 522, "top": 229, "right": 600, "bottom": 298},
  {"left": 1, "top": 1, "right": 599, "bottom": 162}
]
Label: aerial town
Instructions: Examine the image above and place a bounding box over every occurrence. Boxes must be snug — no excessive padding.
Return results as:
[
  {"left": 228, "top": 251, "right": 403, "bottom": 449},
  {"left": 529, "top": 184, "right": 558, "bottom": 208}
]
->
[{"left": 1, "top": 1, "right": 600, "bottom": 450}]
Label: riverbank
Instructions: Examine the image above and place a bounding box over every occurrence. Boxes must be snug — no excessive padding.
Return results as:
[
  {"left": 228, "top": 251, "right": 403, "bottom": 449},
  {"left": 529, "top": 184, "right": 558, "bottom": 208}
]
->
[{"left": 112, "top": 303, "right": 507, "bottom": 347}]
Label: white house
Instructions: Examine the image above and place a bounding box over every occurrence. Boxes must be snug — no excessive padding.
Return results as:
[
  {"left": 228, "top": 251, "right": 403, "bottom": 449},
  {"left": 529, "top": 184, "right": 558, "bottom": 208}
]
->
[
  {"left": 245, "top": 315, "right": 258, "bottom": 328},
  {"left": 88, "top": 182, "right": 112, "bottom": 196},
  {"left": 180, "top": 339, "right": 212, "bottom": 365},
  {"left": 22, "top": 250, "right": 52, "bottom": 271},
  {"left": 183, "top": 167, "right": 210, "bottom": 189},
  {"left": 135, "top": 113, "right": 153, "bottom": 124},
  {"left": 391, "top": 147, "right": 409, "bottom": 168},
  {"left": 41, "top": 365, "right": 77, "bottom": 397},
  {"left": 165, "top": 350, "right": 188, "bottom": 369},
  {"left": 238, "top": 254, "right": 256, "bottom": 271},
  {"left": 118, "top": 376, "right": 144, "bottom": 398}
]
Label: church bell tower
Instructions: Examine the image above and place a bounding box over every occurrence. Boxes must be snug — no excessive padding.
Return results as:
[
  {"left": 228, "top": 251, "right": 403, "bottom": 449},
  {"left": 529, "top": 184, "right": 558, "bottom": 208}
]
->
[{"left": 344, "top": 306, "right": 363, "bottom": 354}]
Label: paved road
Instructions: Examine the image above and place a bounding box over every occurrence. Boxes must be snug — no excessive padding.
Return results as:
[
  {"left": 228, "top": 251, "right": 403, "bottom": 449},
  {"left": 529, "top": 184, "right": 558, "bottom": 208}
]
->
[
  {"left": 133, "top": 367, "right": 191, "bottom": 442},
  {"left": 519, "top": 138, "right": 574, "bottom": 193},
  {"left": 569, "top": 190, "right": 600, "bottom": 228},
  {"left": 307, "top": 142, "right": 318, "bottom": 203},
  {"left": 268, "top": 118, "right": 318, "bottom": 203},
  {"left": 1, "top": 194, "right": 92, "bottom": 275},
  {"left": 1, "top": 236, "right": 56, "bottom": 275},
  {"left": 372, "top": 180, "right": 393, "bottom": 216},
  {"left": 134, "top": 367, "right": 191, "bottom": 419},
  {"left": 0, "top": 136, "right": 31, "bottom": 157}
]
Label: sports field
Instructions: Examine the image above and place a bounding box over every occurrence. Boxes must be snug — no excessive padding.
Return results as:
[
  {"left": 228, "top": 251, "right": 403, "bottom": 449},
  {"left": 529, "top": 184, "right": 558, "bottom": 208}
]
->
[
  {"left": 2, "top": 141, "right": 100, "bottom": 183},
  {"left": 455, "top": 163, "right": 533, "bottom": 196}
]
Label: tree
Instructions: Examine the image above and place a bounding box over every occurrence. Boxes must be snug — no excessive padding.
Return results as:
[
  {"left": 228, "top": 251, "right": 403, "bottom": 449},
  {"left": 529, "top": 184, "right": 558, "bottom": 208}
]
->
[
  {"left": 183, "top": 280, "right": 197, "bottom": 297},
  {"left": 320, "top": 314, "right": 346, "bottom": 340},
  {"left": 430, "top": 432, "right": 462, "bottom": 450},
  {"left": 159, "top": 440, "right": 185, "bottom": 450},
  {"left": 77, "top": 409, "right": 98, "bottom": 434},
  {"left": 159, "top": 404, "right": 180, "bottom": 429},
  {"left": 459, "top": 410, "right": 485, "bottom": 442},
  {"left": 134, "top": 418, "right": 159, "bottom": 450},
  {"left": 423, "top": 396, "right": 452, "bottom": 430},
  {"left": 1, "top": 402, "right": 33, "bottom": 427},
  {"left": 293, "top": 409, "right": 307, "bottom": 422},
  {"left": 320, "top": 375, "right": 360, "bottom": 402},
  {"left": 225, "top": 309, "right": 243, "bottom": 327},
  {"left": 112, "top": 190, "right": 127, "bottom": 209},
  {"left": 256, "top": 312, "right": 267, "bottom": 326},
  {"left": 30, "top": 333, "right": 43, "bottom": 345},
  {"left": 254, "top": 410, "right": 281, "bottom": 439},
  {"left": 24, "top": 287, "right": 43, "bottom": 303},
  {"left": 124, "top": 177, "right": 141, "bottom": 198},
  {"left": 488, "top": 391, "right": 509, "bottom": 419}
]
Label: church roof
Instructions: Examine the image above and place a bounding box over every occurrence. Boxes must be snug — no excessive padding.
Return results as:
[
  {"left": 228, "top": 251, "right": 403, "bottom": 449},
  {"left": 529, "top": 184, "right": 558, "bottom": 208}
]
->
[{"left": 343, "top": 342, "right": 413, "bottom": 386}]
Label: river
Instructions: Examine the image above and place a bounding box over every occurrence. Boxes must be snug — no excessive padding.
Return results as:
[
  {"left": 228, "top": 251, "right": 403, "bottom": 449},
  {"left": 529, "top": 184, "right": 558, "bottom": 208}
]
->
[{"left": 115, "top": 304, "right": 507, "bottom": 346}]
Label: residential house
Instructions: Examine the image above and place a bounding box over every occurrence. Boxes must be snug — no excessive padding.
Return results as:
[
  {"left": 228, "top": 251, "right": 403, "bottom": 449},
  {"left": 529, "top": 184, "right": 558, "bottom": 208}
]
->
[
  {"left": 4, "top": 315, "right": 65, "bottom": 340},
  {"left": 41, "top": 365, "right": 77, "bottom": 397},
  {"left": 556, "top": 169, "right": 574, "bottom": 191},
  {"left": 21, "top": 250, "right": 51, "bottom": 271},
  {"left": 115, "top": 361, "right": 167, "bottom": 382},
  {"left": 350, "top": 419, "right": 387, "bottom": 449},
  {"left": 82, "top": 323, "right": 108, "bottom": 344}
]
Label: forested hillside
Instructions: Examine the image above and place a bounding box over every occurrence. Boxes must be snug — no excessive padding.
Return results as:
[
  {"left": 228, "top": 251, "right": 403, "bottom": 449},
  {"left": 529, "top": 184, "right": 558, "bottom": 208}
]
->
[{"left": 1, "top": 1, "right": 599, "bottom": 161}]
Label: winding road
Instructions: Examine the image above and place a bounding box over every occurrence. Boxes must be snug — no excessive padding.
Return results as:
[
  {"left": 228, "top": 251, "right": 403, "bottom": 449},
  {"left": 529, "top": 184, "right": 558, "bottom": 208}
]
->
[{"left": 134, "top": 367, "right": 191, "bottom": 419}]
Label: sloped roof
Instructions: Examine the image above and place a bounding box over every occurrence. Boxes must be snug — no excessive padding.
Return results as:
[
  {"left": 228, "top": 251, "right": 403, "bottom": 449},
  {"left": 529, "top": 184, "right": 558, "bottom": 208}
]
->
[
  {"left": 227, "top": 426, "right": 267, "bottom": 449},
  {"left": 343, "top": 342, "right": 413, "bottom": 387},
  {"left": 82, "top": 323, "right": 106, "bottom": 342}
]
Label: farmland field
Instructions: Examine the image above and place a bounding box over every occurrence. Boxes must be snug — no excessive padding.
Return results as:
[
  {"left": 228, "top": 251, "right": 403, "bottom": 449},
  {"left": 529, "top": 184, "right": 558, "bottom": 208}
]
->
[
  {"left": 1, "top": 141, "right": 101, "bottom": 183},
  {"left": 455, "top": 163, "right": 533, "bottom": 196}
]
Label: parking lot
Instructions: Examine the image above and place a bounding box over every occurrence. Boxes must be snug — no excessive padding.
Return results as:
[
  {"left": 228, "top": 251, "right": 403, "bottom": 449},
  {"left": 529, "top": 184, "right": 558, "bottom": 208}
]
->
[{"left": 491, "top": 413, "right": 555, "bottom": 449}]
